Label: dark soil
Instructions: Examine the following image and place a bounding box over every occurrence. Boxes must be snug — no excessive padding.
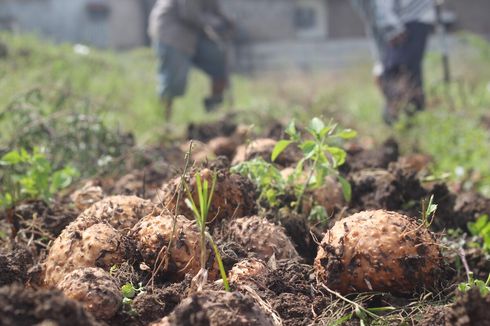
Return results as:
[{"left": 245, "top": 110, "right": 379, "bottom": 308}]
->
[
  {"left": 448, "top": 288, "right": 490, "bottom": 326},
  {"left": 187, "top": 116, "right": 237, "bottom": 142},
  {"left": 270, "top": 207, "right": 317, "bottom": 263},
  {"left": 14, "top": 200, "right": 79, "bottom": 237},
  {"left": 342, "top": 137, "right": 399, "bottom": 173},
  {"left": 0, "top": 248, "right": 33, "bottom": 286},
  {"left": 131, "top": 280, "right": 189, "bottom": 325},
  {"left": 417, "top": 305, "right": 450, "bottom": 326},
  {"left": 162, "top": 290, "right": 275, "bottom": 326},
  {"left": 0, "top": 284, "right": 101, "bottom": 326}
]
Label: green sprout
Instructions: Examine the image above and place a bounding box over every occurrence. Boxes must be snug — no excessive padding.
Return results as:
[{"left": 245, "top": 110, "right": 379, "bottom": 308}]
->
[
  {"left": 272, "top": 117, "right": 355, "bottom": 212},
  {"left": 457, "top": 272, "right": 490, "bottom": 297},
  {"left": 185, "top": 171, "right": 230, "bottom": 292},
  {"left": 121, "top": 282, "right": 145, "bottom": 315},
  {"left": 468, "top": 214, "right": 490, "bottom": 253},
  {"left": 421, "top": 194, "right": 438, "bottom": 228},
  {"left": 0, "top": 147, "right": 78, "bottom": 210}
]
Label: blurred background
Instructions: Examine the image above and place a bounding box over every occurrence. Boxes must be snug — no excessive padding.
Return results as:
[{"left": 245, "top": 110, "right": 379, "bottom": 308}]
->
[{"left": 1, "top": 0, "right": 489, "bottom": 70}]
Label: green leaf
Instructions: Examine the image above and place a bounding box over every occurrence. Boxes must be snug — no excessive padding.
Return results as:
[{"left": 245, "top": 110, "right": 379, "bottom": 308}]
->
[
  {"left": 285, "top": 120, "right": 299, "bottom": 140},
  {"left": 338, "top": 175, "right": 352, "bottom": 202},
  {"left": 299, "top": 140, "right": 316, "bottom": 156},
  {"left": 1, "top": 150, "right": 23, "bottom": 165},
  {"left": 121, "top": 283, "right": 136, "bottom": 298},
  {"left": 468, "top": 215, "right": 488, "bottom": 236},
  {"left": 271, "top": 140, "right": 293, "bottom": 162},
  {"left": 308, "top": 117, "right": 325, "bottom": 136},
  {"left": 334, "top": 129, "right": 358, "bottom": 139},
  {"left": 325, "top": 146, "right": 347, "bottom": 167}
]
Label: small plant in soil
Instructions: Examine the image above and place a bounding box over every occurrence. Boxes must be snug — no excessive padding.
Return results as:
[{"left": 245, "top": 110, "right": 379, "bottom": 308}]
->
[
  {"left": 457, "top": 272, "right": 490, "bottom": 296},
  {"left": 0, "top": 147, "right": 78, "bottom": 209},
  {"left": 468, "top": 214, "right": 490, "bottom": 253},
  {"left": 231, "top": 157, "right": 285, "bottom": 207},
  {"left": 233, "top": 117, "right": 355, "bottom": 219},
  {"left": 121, "top": 282, "right": 145, "bottom": 315},
  {"left": 184, "top": 170, "right": 230, "bottom": 291},
  {"left": 420, "top": 194, "right": 438, "bottom": 228}
]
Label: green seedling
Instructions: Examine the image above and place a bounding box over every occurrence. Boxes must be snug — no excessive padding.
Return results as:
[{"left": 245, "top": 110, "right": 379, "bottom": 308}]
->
[
  {"left": 233, "top": 118, "right": 355, "bottom": 218},
  {"left": 420, "top": 194, "right": 438, "bottom": 228},
  {"left": 185, "top": 171, "right": 230, "bottom": 292},
  {"left": 468, "top": 214, "right": 490, "bottom": 253},
  {"left": 0, "top": 147, "right": 78, "bottom": 210},
  {"left": 457, "top": 272, "right": 490, "bottom": 296},
  {"left": 273, "top": 117, "right": 355, "bottom": 212},
  {"left": 231, "top": 157, "right": 285, "bottom": 207},
  {"left": 121, "top": 282, "right": 145, "bottom": 315}
]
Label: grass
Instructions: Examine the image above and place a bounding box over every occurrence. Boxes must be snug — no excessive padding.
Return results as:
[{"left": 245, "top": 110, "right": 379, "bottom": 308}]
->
[{"left": 1, "top": 31, "right": 489, "bottom": 195}]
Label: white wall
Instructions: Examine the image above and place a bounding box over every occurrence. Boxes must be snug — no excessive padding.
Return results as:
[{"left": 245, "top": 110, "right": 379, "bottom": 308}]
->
[{"left": 0, "top": 0, "right": 109, "bottom": 47}]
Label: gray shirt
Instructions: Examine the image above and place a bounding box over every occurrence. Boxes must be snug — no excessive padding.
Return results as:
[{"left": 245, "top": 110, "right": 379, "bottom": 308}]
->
[
  {"left": 351, "top": 0, "right": 434, "bottom": 60},
  {"left": 148, "top": 0, "right": 226, "bottom": 55}
]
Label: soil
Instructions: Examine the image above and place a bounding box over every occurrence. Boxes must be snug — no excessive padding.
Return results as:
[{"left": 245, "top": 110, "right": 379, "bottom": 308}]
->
[
  {"left": 0, "top": 284, "right": 101, "bottom": 326},
  {"left": 447, "top": 288, "right": 490, "bottom": 326},
  {"left": 0, "top": 247, "right": 33, "bottom": 286},
  {"left": 130, "top": 280, "right": 190, "bottom": 325},
  {"left": 1, "top": 122, "right": 489, "bottom": 326},
  {"left": 342, "top": 137, "right": 399, "bottom": 173},
  {"left": 187, "top": 116, "right": 237, "bottom": 142}
]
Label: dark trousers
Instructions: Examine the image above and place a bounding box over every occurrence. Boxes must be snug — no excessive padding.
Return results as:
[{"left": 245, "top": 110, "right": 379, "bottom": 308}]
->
[{"left": 379, "top": 22, "right": 432, "bottom": 122}]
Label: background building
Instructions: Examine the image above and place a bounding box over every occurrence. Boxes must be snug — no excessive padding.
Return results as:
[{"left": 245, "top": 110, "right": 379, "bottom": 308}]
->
[{"left": 1, "top": 0, "right": 489, "bottom": 71}]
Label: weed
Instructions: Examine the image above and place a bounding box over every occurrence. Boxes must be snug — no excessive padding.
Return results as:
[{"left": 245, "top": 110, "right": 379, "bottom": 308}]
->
[
  {"left": 420, "top": 194, "right": 438, "bottom": 228},
  {"left": 272, "top": 117, "right": 355, "bottom": 212},
  {"left": 457, "top": 272, "right": 490, "bottom": 296},
  {"left": 0, "top": 90, "right": 133, "bottom": 177},
  {"left": 467, "top": 214, "right": 490, "bottom": 253},
  {"left": 232, "top": 117, "right": 354, "bottom": 221},
  {"left": 185, "top": 171, "right": 230, "bottom": 292},
  {"left": 231, "top": 157, "right": 285, "bottom": 208},
  {"left": 121, "top": 282, "right": 145, "bottom": 315},
  {"left": 0, "top": 147, "right": 78, "bottom": 209}
]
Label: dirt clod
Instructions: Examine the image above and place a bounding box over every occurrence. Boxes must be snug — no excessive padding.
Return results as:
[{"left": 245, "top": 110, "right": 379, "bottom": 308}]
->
[
  {"left": 152, "top": 290, "right": 275, "bottom": 326},
  {"left": 0, "top": 284, "right": 101, "bottom": 326}
]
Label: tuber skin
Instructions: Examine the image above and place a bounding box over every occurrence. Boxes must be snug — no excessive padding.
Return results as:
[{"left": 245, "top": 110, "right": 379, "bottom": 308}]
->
[
  {"left": 130, "top": 214, "right": 219, "bottom": 280},
  {"left": 44, "top": 221, "right": 135, "bottom": 287},
  {"left": 228, "top": 215, "right": 299, "bottom": 261},
  {"left": 314, "top": 210, "right": 443, "bottom": 295},
  {"left": 58, "top": 267, "right": 121, "bottom": 320}
]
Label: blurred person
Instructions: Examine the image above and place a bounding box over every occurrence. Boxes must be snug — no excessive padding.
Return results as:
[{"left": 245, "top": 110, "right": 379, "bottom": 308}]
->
[
  {"left": 351, "top": 0, "right": 435, "bottom": 125},
  {"left": 148, "top": 0, "right": 233, "bottom": 121}
]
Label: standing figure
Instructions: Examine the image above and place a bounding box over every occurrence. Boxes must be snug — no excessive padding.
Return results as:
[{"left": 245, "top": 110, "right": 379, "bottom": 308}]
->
[
  {"left": 148, "top": 0, "right": 233, "bottom": 120},
  {"left": 351, "top": 0, "right": 435, "bottom": 125}
]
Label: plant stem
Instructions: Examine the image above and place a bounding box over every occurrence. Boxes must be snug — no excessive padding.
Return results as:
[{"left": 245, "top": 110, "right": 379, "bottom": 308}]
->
[{"left": 295, "top": 135, "right": 326, "bottom": 214}]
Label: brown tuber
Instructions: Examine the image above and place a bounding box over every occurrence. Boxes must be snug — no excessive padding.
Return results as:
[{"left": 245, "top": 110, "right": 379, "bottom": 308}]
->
[
  {"left": 232, "top": 138, "right": 300, "bottom": 166},
  {"left": 44, "top": 221, "right": 135, "bottom": 287},
  {"left": 78, "top": 195, "right": 155, "bottom": 232},
  {"left": 229, "top": 258, "right": 270, "bottom": 289},
  {"left": 228, "top": 215, "right": 299, "bottom": 260},
  {"left": 130, "top": 214, "right": 219, "bottom": 280},
  {"left": 156, "top": 168, "right": 256, "bottom": 223},
  {"left": 314, "top": 210, "right": 443, "bottom": 294},
  {"left": 58, "top": 267, "right": 121, "bottom": 320}
]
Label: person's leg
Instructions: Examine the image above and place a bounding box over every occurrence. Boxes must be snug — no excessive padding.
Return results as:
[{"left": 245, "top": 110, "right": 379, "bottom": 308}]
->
[
  {"left": 192, "top": 36, "right": 229, "bottom": 112},
  {"left": 379, "top": 22, "right": 431, "bottom": 124},
  {"left": 155, "top": 42, "right": 191, "bottom": 120},
  {"left": 403, "top": 22, "right": 432, "bottom": 115}
]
